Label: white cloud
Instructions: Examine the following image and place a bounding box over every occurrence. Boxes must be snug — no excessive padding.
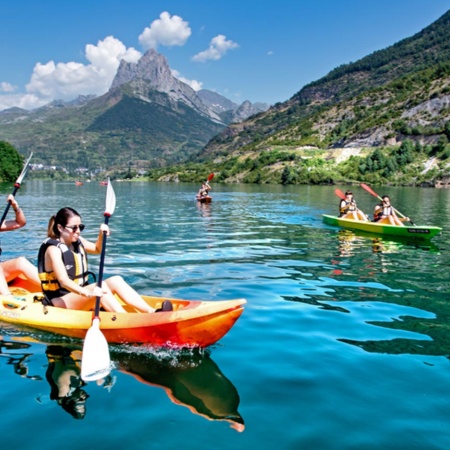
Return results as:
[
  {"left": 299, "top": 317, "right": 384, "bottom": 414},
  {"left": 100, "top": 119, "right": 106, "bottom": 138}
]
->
[
  {"left": 0, "top": 36, "right": 141, "bottom": 111},
  {"left": 171, "top": 69, "right": 203, "bottom": 91},
  {"left": 192, "top": 35, "right": 239, "bottom": 62},
  {"left": 0, "top": 82, "right": 16, "bottom": 93},
  {"left": 139, "top": 12, "right": 191, "bottom": 50},
  {"left": 26, "top": 36, "right": 141, "bottom": 101}
]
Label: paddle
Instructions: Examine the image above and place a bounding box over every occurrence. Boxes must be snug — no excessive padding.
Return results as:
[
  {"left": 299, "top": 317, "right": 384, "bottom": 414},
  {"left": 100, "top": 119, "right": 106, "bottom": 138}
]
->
[
  {"left": 81, "top": 178, "right": 116, "bottom": 382},
  {"left": 0, "top": 152, "right": 33, "bottom": 227},
  {"left": 360, "top": 183, "right": 415, "bottom": 225},
  {"left": 334, "top": 188, "right": 345, "bottom": 200},
  {"left": 205, "top": 173, "right": 214, "bottom": 186}
]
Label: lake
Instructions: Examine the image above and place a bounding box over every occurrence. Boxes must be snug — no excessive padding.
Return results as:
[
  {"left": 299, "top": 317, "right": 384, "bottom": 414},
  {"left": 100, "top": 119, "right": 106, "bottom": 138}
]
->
[{"left": 1, "top": 180, "right": 449, "bottom": 450}]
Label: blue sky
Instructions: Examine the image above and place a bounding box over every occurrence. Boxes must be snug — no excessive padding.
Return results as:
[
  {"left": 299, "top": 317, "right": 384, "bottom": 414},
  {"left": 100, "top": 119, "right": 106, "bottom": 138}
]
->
[{"left": 0, "top": 0, "right": 449, "bottom": 111}]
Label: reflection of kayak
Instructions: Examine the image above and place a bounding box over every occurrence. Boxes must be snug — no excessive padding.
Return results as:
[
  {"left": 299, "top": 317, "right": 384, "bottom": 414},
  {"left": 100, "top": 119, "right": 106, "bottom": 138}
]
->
[
  {"left": 196, "top": 195, "right": 212, "bottom": 203},
  {"left": 323, "top": 214, "right": 442, "bottom": 240},
  {"left": 1, "top": 278, "right": 246, "bottom": 348},
  {"left": 0, "top": 337, "right": 244, "bottom": 430},
  {"left": 114, "top": 349, "right": 245, "bottom": 431}
]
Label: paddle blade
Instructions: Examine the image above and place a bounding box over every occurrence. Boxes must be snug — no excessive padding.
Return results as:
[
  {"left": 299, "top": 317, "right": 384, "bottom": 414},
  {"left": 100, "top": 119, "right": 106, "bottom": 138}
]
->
[
  {"left": 207, "top": 173, "right": 214, "bottom": 182},
  {"left": 105, "top": 178, "right": 116, "bottom": 216},
  {"left": 81, "top": 318, "right": 111, "bottom": 382},
  {"left": 334, "top": 189, "right": 345, "bottom": 200},
  {"left": 360, "top": 183, "right": 380, "bottom": 199}
]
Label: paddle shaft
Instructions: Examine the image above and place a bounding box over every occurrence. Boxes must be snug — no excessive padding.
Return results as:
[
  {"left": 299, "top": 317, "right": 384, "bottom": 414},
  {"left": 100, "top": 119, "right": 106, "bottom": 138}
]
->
[
  {"left": 93, "top": 214, "right": 110, "bottom": 318},
  {"left": 0, "top": 153, "right": 33, "bottom": 227},
  {"left": 0, "top": 184, "right": 20, "bottom": 227}
]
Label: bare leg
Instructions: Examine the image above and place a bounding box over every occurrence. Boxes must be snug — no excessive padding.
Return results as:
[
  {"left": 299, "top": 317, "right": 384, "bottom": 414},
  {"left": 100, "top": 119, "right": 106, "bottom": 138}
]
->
[
  {"left": 357, "top": 210, "right": 369, "bottom": 221},
  {"left": 105, "top": 276, "right": 154, "bottom": 312},
  {"left": 2, "top": 257, "right": 42, "bottom": 291},
  {"left": 0, "top": 265, "right": 11, "bottom": 294},
  {"left": 52, "top": 284, "right": 127, "bottom": 313}
]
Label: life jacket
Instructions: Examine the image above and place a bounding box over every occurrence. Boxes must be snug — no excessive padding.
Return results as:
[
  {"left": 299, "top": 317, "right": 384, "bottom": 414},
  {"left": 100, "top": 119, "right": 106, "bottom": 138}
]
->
[
  {"left": 339, "top": 199, "right": 356, "bottom": 216},
  {"left": 373, "top": 203, "right": 393, "bottom": 222},
  {"left": 38, "top": 238, "right": 92, "bottom": 300}
]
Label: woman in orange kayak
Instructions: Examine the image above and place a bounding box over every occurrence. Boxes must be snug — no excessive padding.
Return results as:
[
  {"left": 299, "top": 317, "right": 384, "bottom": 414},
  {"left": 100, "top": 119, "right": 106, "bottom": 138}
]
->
[
  {"left": 38, "top": 207, "right": 155, "bottom": 312},
  {"left": 373, "top": 195, "right": 409, "bottom": 226},
  {"left": 0, "top": 193, "right": 41, "bottom": 295},
  {"left": 339, "top": 190, "right": 368, "bottom": 221}
]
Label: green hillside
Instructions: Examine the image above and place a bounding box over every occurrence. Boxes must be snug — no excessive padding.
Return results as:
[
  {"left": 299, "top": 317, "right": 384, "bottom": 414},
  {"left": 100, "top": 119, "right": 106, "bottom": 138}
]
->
[{"left": 154, "top": 10, "right": 450, "bottom": 187}]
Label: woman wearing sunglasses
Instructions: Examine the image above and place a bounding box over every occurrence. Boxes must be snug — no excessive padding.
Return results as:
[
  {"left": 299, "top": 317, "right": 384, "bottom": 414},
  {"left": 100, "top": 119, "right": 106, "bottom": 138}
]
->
[
  {"left": 38, "top": 207, "right": 154, "bottom": 312},
  {"left": 0, "top": 193, "right": 41, "bottom": 296}
]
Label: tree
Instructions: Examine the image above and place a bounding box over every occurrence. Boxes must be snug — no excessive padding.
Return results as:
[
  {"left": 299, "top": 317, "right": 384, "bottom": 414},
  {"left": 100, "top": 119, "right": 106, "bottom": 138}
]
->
[{"left": 0, "top": 141, "right": 23, "bottom": 182}]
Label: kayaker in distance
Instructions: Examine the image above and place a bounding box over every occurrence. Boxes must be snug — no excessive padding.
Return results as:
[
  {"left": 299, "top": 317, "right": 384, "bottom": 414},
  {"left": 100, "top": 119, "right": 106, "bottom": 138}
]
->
[
  {"left": 0, "top": 193, "right": 41, "bottom": 295},
  {"left": 339, "top": 190, "right": 368, "bottom": 221},
  {"left": 38, "top": 207, "right": 155, "bottom": 312},
  {"left": 373, "top": 195, "right": 409, "bottom": 226},
  {"left": 197, "top": 182, "right": 211, "bottom": 198}
]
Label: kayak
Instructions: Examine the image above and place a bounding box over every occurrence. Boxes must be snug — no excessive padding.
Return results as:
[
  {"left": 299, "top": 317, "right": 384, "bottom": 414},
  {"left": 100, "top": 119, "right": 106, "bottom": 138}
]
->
[
  {"left": 196, "top": 195, "right": 212, "bottom": 203},
  {"left": 1, "top": 277, "right": 246, "bottom": 348},
  {"left": 322, "top": 214, "right": 442, "bottom": 239}
]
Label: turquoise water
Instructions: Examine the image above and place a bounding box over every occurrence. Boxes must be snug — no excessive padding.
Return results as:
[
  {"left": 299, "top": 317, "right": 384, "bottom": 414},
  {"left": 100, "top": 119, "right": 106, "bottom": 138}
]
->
[{"left": 1, "top": 180, "right": 449, "bottom": 450}]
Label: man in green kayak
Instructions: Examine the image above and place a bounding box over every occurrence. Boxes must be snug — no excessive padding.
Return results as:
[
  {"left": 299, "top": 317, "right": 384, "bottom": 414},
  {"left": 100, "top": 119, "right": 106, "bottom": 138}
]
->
[{"left": 373, "top": 195, "right": 410, "bottom": 226}]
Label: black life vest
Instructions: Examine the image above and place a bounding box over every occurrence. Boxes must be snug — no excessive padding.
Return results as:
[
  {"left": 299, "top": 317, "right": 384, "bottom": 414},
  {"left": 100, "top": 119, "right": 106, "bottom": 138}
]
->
[
  {"left": 339, "top": 199, "right": 356, "bottom": 216},
  {"left": 374, "top": 203, "right": 393, "bottom": 221},
  {"left": 37, "top": 238, "right": 92, "bottom": 299}
]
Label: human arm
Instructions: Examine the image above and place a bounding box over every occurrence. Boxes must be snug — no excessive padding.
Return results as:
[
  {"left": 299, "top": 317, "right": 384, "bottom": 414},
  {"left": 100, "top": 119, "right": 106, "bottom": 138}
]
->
[
  {"left": 46, "top": 246, "right": 96, "bottom": 297},
  {"left": 0, "top": 194, "right": 26, "bottom": 231},
  {"left": 81, "top": 224, "right": 110, "bottom": 254},
  {"left": 339, "top": 200, "right": 349, "bottom": 214}
]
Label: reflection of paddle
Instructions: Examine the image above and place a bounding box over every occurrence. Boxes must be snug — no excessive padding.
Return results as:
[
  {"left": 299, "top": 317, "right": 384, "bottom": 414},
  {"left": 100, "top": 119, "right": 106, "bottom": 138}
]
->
[
  {"left": 81, "top": 178, "right": 116, "bottom": 382},
  {"left": 0, "top": 152, "right": 33, "bottom": 227},
  {"left": 360, "top": 183, "right": 415, "bottom": 226}
]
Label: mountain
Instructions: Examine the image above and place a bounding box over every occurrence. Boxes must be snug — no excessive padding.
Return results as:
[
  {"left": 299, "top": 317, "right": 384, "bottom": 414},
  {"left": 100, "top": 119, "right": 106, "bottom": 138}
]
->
[
  {"left": 186, "top": 10, "right": 450, "bottom": 186},
  {"left": 0, "top": 49, "right": 266, "bottom": 174}
]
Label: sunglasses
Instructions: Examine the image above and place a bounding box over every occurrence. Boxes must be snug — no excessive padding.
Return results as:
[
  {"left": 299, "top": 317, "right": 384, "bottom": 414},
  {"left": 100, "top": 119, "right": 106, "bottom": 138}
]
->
[{"left": 65, "top": 224, "right": 85, "bottom": 233}]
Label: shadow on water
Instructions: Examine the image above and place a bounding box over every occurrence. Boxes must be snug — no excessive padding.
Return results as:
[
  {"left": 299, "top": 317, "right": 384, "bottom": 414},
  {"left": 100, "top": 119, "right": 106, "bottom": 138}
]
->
[{"left": 0, "top": 334, "right": 244, "bottom": 430}]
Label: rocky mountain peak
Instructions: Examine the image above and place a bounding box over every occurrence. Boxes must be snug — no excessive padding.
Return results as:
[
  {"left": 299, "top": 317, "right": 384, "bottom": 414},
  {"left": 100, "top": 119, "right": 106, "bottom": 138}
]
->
[{"left": 111, "top": 49, "right": 174, "bottom": 91}]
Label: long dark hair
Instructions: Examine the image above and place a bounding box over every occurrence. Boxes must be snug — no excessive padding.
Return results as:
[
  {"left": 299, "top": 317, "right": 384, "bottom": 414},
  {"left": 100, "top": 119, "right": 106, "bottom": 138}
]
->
[{"left": 47, "top": 207, "right": 81, "bottom": 239}]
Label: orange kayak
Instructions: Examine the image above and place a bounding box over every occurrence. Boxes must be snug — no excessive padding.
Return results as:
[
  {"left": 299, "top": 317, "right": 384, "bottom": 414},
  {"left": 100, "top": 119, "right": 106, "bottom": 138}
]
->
[
  {"left": 1, "top": 277, "right": 246, "bottom": 348},
  {"left": 196, "top": 195, "right": 212, "bottom": 203}
]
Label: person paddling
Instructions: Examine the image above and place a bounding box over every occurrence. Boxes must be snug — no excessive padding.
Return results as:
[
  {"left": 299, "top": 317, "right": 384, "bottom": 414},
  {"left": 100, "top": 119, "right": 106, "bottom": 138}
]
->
[
  {"left": 339, "top": 190, "right": 368, "bottom": 221},
  {"left": 197, "top": 182, "right": 211, "bottom": 199},
  {"left": 373, "top": 195, "right": 409, "bottom": 226},
  {"left": 38, "top": 207, "right": 156, "bottom": 312},
  {"left": 0, "top": 193, "right": 41, "bottom": 295}
]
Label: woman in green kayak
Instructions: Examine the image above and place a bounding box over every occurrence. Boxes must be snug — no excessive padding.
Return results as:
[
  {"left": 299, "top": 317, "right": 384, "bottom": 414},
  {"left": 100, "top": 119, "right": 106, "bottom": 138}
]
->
[
  {"left": 373, "top": 195, "right": 409, "bottom": 226},
  {"left": 339, "top": 190, "right": 368, "bottom": 221}
]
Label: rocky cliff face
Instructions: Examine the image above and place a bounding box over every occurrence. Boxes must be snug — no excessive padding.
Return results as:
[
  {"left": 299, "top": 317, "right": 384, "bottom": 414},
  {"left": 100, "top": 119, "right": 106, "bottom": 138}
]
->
[{"left": 111, "top": 49, "right": 221, "bottom": 122}]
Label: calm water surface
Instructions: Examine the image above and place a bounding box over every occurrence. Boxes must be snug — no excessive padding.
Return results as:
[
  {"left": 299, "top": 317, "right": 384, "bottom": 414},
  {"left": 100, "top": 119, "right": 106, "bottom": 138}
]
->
[{"left": 1, "top": 180, "right": 449, "bottom": 450}]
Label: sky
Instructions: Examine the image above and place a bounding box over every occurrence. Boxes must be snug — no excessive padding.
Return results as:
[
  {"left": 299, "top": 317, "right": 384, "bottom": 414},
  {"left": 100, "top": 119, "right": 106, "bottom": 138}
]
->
[{"left": 0, "top": 0, "right": 449, "bottom": 112}]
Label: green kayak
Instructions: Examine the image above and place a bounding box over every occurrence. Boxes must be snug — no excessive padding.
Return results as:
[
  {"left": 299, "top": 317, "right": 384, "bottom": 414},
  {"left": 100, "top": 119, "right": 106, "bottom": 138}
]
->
[{"left": 322, "top": 214, "right": 442, "bottom": 240}]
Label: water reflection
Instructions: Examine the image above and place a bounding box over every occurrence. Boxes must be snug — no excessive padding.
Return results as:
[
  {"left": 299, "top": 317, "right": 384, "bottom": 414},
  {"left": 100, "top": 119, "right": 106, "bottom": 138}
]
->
[
  {"left": 335, "top": 229, "right": 440, "bottom": 257},
  {"left": 0, "top": 337, "right": 244, "bottom": 430},
  {"left": 112, "top": 348, "right": 245, "bottom": 432}
]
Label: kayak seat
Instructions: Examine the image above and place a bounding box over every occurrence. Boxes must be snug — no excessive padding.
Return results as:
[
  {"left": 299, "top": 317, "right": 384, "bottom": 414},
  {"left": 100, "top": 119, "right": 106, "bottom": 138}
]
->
[{"left": 155, "top": 300, "right": 174, "bottom": 313}]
